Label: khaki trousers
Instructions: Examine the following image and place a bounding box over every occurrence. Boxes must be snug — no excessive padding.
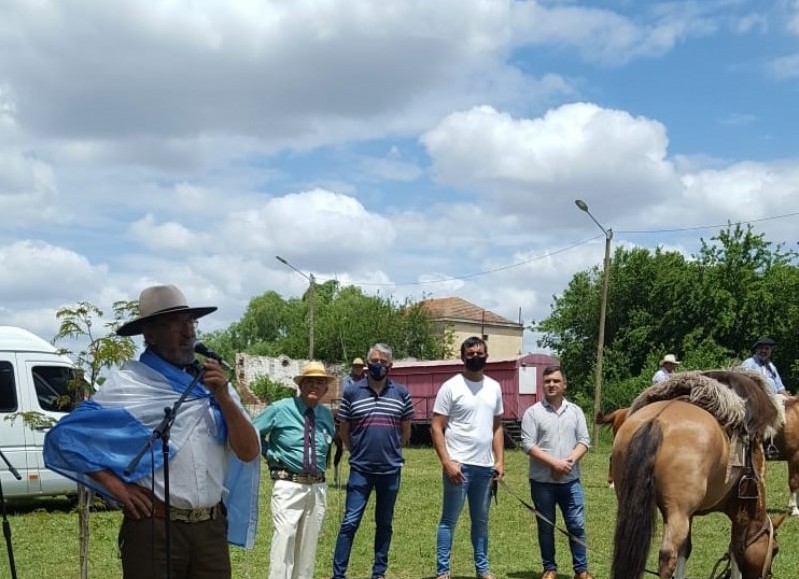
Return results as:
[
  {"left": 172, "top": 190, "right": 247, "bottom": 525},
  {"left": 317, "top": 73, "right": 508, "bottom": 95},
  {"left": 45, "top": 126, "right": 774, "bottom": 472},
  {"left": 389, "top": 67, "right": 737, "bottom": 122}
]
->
[{"left": 269, "top": 479, "right": 327, "bottom": 579}]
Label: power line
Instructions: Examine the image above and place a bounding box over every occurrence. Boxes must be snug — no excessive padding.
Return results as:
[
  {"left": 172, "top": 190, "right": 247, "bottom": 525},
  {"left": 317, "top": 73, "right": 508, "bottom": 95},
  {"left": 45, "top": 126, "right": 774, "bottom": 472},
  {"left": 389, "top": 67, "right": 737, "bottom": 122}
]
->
[
  {"left": 618, "top": 209, "right": 799, "bottom": 234},
  {"left": 345, "top": 235, "right": 602, "bottom": 287},
  {"left": 317, "top": 209, "right": 799, "bottom": 288}
]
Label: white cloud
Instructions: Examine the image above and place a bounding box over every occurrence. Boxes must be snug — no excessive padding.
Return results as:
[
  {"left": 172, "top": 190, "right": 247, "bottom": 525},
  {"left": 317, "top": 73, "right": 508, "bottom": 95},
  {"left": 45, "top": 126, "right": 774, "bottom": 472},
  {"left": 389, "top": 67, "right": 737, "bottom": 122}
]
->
[
  {"left": 680, "top": 160, "right": 799, "bottom": 221},
  {"left": 421, "top": 103, "right": 681, "bottom": 221},
  {"left": 219, "top": 189, "right": 396, "bottom": 271},
  {"left": 0, "top": 240, "right": 107, "bottom": 304},
  {"left": 0, "top": 0, "right": 515, "bottom": 149},
  {"left": 768, "top": 52, "right": 799, "bottom": 80},
  {"left": 788, "top": 0, "right": 799, "bottom": 36},
  {"left": 510, "top": 1, "right": 716, "bottom": 66},
  {"left": 129, "top": 214, "right": 197, "bottom": 251},
  {"left": 359, "top": 147, "right": 423, "bottom": 183},
  {"left": 0, "top": 150, "right": 60, "bottom": 223}
]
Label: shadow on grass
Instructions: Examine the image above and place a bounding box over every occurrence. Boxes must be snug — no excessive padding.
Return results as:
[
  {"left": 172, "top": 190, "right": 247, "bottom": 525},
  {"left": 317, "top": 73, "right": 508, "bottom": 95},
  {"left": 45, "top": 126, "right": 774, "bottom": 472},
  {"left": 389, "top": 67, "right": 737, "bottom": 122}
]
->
[
  {"left": 418, "top": 573, "right": 553, "bottom": 579},
  {"left": 5, "top": 495, "right": 114, "bottom": 515}
]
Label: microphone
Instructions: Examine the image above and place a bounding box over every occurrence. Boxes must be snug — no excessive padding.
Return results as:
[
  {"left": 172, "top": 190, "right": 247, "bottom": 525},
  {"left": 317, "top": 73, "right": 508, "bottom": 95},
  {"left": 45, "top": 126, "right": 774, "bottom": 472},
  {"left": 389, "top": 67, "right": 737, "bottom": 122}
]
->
[{"left": 194, "top": 342, "right": 232, "bottom": 371}]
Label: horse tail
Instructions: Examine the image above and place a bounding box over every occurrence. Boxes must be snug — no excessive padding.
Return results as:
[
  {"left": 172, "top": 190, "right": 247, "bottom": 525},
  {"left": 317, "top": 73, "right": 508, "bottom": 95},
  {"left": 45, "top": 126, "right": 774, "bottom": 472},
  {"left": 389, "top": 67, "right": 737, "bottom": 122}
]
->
[
  {"left": 611, "top": 420, "right": 663, "bottom": 579},
  {"left": 595, "top": 410, "right": 614, "bottom": 425},
  {"left": 596, "top": 407, "right": 629, "bottom": 436}
]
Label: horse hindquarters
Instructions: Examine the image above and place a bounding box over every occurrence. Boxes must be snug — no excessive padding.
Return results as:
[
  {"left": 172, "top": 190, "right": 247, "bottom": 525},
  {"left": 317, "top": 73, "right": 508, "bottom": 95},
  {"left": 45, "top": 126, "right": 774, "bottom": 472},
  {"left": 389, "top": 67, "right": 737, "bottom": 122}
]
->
[{"left": 611, "top": 421, "right": 663, "bottom": 579}]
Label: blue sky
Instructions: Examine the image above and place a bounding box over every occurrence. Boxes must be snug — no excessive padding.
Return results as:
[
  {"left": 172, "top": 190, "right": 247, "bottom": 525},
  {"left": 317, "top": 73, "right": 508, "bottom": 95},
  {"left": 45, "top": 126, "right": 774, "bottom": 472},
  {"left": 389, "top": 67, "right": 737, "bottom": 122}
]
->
[{"left": 1, "top": 0, "right": 798, "bottom": 353}]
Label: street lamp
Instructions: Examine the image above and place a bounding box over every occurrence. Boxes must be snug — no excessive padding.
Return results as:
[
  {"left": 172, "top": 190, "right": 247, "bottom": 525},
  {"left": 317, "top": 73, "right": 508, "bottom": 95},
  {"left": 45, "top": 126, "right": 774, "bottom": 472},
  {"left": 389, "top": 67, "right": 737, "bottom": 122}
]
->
[
  {"left": 574, "top": 199, "right": 613, "bottom": 447},
  {"left": 275, "top": 256, "right": 316, "bottom": 359}
]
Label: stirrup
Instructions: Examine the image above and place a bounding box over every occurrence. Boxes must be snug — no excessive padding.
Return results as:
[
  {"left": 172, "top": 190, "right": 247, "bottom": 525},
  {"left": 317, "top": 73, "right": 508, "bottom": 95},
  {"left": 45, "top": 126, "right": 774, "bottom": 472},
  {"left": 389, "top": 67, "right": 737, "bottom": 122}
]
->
[
  {"left": 765, "top": 442, "right": 780, "bottom": 460},
  {"left": 738, "top": 473, "right": 759, "bottom": 499}
]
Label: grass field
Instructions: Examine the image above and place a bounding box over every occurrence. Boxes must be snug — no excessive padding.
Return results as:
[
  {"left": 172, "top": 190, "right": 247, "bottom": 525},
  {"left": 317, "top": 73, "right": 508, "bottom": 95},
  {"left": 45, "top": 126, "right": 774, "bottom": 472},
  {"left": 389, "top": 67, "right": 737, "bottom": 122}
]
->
[{"left": 3, "top": 438, "right": 799, "bottom": 578}]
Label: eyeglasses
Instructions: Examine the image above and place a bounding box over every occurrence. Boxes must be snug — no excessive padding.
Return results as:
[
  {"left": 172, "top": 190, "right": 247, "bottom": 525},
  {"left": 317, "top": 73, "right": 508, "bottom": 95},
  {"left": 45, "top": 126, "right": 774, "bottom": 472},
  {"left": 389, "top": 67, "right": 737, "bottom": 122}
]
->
[{"left": 159, "top": 319, "right": 199, "bottom": 333}]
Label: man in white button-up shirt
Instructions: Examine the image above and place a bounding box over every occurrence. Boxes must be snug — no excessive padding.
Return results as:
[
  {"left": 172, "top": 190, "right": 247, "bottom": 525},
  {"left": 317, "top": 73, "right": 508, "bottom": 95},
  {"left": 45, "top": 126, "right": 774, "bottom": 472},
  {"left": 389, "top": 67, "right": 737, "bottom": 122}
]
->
[{"left": 44, "top": 285, "right": 261, "bottom": 579}]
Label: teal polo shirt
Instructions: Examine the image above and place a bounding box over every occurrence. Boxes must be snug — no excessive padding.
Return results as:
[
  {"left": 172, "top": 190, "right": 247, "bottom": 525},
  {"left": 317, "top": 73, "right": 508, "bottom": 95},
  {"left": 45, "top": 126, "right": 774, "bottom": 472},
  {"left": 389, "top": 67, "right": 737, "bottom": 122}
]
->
[{"left": 253, "top": 396, "right": 335, "bottom": 476}]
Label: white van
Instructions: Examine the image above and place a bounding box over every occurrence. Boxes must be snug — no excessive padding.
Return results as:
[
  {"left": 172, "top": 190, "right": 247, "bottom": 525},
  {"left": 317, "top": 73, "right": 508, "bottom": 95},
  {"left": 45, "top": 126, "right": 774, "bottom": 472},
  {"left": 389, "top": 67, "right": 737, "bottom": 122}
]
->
[{"left": 0, "top": 326, "right": 78, "bottom": 499}]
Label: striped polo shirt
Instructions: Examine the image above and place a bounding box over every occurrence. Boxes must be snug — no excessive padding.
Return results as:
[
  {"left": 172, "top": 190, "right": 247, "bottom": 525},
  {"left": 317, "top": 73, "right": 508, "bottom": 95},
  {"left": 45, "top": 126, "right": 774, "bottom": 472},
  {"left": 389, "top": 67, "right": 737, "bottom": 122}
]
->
[{"left": 339, "top": 379, "right": 414, "bottom": 475}]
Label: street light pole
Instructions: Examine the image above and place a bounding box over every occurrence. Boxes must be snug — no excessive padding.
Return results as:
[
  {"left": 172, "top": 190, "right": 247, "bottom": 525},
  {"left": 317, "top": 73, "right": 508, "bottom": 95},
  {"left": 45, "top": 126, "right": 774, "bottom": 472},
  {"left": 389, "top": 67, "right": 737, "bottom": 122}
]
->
[
  {"left": 308, "top": 273, "right": 315, "bottom": 360},
  {"left": 275, "top": 255, "right": 316, "bottom": 359},
  {"left": 574, "top": 199, "right": 613, "bottom": 447}
]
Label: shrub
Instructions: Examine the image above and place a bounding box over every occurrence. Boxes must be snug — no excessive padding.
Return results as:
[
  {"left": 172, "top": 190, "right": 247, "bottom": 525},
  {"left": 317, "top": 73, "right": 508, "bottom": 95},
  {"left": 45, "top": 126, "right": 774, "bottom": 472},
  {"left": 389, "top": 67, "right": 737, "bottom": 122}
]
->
[{"left": 250, "top": 374, "right": 296, "bottom": 404}]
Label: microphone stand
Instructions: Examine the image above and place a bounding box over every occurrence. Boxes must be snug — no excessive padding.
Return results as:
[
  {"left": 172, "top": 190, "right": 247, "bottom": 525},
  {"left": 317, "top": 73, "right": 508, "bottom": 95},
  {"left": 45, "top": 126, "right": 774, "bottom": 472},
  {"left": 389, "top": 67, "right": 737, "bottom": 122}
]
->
[
  {"left": 125, "top": 367, "right": 206, "bottom": 579},
  {"left": 0, "top": 447, "right": 21, "bottom": 579}
]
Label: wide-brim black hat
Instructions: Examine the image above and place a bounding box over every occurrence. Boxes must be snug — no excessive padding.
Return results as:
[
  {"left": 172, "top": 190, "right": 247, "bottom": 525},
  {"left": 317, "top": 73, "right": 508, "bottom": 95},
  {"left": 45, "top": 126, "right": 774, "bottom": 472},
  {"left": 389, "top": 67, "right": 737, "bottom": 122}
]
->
[{"left": 117, "top": 285, "right": 217, "bottom": 337}]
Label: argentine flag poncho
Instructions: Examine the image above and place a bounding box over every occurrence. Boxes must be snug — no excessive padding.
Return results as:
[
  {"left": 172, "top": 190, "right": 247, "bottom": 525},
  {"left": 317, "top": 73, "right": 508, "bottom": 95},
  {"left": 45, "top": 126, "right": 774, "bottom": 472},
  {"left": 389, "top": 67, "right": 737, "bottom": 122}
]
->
[{"left": 43, "top": 351, "right": 260, "bottom": 548}]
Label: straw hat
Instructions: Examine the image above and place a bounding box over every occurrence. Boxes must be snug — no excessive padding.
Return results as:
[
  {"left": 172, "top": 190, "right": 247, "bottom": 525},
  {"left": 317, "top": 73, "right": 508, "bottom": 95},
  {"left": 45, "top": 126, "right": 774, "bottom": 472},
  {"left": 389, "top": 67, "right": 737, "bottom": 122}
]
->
[
  {"left": 117, "top": 285, "right": 217, "bottom": 337},
  {"left": 351, "top": 357, "right": 365, "bottom": 366},
  {"left": 293, "top": 361, "right": 336, "bottom": 386},
  {"left": 659, "top": 354, "right": 681, "bottom": 366}
]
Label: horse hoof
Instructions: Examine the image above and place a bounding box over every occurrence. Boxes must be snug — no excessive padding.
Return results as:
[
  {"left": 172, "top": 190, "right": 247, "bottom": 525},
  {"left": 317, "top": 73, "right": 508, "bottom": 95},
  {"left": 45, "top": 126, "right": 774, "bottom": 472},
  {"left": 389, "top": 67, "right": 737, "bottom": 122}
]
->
[
  {"left": 608, "top": 482, "right": 615, "bottom": 489},
  {"left": 790, "top": 508, "right": 799, "bottom": 517}
]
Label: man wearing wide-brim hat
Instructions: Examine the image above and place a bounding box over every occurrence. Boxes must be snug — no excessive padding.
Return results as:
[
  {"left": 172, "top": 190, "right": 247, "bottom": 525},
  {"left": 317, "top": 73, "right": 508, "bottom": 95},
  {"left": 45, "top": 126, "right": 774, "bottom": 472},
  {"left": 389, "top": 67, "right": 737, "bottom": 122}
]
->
[
  {"left": 253, "top": 361, "right": 336, "bottom": 579},
  {"left": 342, "top": 356, "right": 366, "bottom": 390},
  {"left": 740, "top": 337, "right": 789, "bottom": 397},
  {"left": 652, "top": 353, "right": 681, "bottom": 384},
  {"left": 44, "top": 284, "right": 261, "bottom": 579}
]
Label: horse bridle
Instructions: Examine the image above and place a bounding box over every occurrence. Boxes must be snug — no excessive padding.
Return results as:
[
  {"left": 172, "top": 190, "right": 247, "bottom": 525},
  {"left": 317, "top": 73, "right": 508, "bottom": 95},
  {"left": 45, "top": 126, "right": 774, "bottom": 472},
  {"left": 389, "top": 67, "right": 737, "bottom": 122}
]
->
[{"left": 741, "top": 514, "right": 775, "bottom": 579}]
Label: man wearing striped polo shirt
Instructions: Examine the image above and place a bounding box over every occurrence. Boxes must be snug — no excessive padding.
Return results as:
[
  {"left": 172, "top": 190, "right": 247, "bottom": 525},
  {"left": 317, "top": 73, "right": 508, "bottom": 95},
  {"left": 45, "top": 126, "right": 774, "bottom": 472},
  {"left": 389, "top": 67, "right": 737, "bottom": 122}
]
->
[{"left": 331, "top": 343, "right": 414, "bottom": 579}]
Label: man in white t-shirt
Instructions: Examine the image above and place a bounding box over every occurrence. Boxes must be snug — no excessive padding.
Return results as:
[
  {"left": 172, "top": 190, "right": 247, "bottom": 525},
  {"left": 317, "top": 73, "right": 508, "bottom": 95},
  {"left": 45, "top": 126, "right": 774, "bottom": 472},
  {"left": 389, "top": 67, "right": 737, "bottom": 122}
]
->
[{"left": 431, "top": 336, "right": 504, "bottom": 579}]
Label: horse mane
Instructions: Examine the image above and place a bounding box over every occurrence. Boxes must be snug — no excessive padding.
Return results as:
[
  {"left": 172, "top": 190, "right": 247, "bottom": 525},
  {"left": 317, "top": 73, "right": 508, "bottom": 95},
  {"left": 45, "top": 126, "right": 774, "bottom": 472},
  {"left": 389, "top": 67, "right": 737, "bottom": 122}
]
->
[
  {"left": 629, "top": 370, "right": 784, "bottom": 439},
  {"left": 704, "top": 370, "right": 784, "bottom": 438}
]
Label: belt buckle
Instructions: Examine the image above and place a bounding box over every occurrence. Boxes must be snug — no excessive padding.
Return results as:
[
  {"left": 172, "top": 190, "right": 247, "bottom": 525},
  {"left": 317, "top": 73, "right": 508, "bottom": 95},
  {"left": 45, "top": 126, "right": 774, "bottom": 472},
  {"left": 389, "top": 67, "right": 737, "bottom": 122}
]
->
[{"left": 188, "top": 508, "right": 207, "bottom": 523}]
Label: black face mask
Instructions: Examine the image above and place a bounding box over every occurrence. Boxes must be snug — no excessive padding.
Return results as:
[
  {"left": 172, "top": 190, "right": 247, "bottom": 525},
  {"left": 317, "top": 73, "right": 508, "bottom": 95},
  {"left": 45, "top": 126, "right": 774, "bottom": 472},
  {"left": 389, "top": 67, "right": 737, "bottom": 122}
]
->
[
  {"left": 368, "top": 362, "right": 389, "bottom": 381},
  {"left": 464, "top": 356, "right": 487, "bottom": 372}
]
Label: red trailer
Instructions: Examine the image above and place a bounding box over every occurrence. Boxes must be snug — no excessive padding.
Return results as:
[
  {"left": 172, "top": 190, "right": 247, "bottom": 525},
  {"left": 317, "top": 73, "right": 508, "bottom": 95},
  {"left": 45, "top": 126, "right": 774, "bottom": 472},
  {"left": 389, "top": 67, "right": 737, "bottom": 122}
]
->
[{"left": 389, "top": 353, "right": 558, "bottom": 441}]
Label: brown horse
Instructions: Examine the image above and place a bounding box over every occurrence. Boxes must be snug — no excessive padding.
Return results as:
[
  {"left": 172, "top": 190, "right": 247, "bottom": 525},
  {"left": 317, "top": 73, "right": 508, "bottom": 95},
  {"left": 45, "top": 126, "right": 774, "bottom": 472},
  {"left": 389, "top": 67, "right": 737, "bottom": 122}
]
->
[
  {"left": 611, "top": 399, "right": 783, "bottom": 579},
  {"left": 595, "top": 407, "right": 629, "bottom": 486},
  {"left": 605, "top": 397, "right": 799, "bottom": 515},
  {"left": 773, "top": 396, "right": 799, "bottom": 515},
  {"left": 328, "top": 410, "right": 345, "bottom": 487}
]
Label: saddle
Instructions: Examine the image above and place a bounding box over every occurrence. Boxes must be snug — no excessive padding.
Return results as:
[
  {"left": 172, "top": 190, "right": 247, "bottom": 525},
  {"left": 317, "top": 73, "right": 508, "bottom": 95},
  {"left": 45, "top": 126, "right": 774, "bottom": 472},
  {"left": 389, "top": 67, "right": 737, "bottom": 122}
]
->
[{"left": 630, "top": 370, "right": 786, "bottom": 499}]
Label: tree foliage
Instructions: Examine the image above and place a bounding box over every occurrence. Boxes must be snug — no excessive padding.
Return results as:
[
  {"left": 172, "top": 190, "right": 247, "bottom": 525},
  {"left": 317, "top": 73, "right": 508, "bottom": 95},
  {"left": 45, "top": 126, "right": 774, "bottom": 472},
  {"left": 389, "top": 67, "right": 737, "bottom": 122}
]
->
[
  {"left": 536, "top": 224, "right": 799, "bottom": 410},
  {"left": 202, "top": 281, "right": 451, "bottom": 363},
  {"left": 249, "top": 375, "right": 296, "bottom": 404},
  {"left": 51, "top": 300, "right": 138, "bottom": 579}
]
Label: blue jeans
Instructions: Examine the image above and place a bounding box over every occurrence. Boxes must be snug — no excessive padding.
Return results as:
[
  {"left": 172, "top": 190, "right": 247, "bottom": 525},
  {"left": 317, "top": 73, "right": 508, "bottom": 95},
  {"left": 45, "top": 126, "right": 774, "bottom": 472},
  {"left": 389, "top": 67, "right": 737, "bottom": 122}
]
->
[
  {"left": 530, "top": 479, "right": 588, "bottom": 573},
  {"left": 332, "top": 469, "right": 401, "bottom": 579},
  {"left": 436, "top": 464, "right": 494, "bottom": 576}
]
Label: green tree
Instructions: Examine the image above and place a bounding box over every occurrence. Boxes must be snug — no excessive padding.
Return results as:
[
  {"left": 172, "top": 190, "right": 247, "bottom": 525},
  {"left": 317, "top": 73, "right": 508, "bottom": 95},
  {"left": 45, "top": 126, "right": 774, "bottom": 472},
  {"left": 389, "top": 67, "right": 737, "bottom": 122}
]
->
[
  {"left": 52, "top": 300, "right": 138, "bottom": 579},
  {"left": 204, "top": 282, "right": 451, "bottom": 363},
  {"left": 249, "top": 375, "right": 296, "bottom": 404},
  {"left": 536, "top": 225, "right": 799, "bottom": 410}
]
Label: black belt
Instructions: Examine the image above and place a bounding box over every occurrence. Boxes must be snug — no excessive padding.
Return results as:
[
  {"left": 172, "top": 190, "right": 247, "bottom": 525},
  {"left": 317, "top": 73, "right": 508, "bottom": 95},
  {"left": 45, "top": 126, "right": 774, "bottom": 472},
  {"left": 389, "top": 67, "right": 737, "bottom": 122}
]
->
[{"left": 270, "top": 468, "right": 325, "bottom": 484}]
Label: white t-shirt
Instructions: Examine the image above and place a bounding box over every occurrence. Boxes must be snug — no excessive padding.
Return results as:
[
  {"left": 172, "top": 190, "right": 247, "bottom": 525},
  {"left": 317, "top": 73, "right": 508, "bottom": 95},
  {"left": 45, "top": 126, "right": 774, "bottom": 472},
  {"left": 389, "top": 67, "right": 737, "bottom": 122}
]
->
[{"left": 433, "top": 373, "right": 503, "bottom": 467}]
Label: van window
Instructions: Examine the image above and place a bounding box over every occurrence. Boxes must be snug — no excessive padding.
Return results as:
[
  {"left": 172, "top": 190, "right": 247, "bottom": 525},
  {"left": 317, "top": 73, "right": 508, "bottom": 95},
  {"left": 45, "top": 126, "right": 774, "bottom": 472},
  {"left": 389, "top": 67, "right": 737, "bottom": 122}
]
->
[
  {"left": 0, "top": 362, "right": 18, "bottom": 412},
  {"left": 32, "top": 366, "right": 80, "bottom": 413}
]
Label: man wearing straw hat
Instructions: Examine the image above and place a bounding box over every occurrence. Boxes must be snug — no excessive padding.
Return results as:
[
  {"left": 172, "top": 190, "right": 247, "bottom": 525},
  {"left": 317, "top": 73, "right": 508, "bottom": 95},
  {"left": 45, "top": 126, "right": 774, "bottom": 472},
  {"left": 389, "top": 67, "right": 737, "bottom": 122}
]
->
[
  {"left": 342, "top": 357, "right": 367, "bottom": 390},
  {"left": 652, "top": 353, "right": 680, "bottom": 384},
  {"left": 254, "top": 361, "right": 336, "bottom": 579},
  {"left": 44, "top": 284, "right": 261, "bottom": 579}
]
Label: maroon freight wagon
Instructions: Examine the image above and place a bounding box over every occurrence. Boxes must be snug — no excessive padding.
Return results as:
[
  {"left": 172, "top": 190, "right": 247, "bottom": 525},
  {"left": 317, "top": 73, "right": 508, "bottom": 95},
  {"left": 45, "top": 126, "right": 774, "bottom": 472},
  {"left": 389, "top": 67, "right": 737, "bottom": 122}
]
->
[{"left": 389, "top": 353, "right": 558, "bottom": 441}]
